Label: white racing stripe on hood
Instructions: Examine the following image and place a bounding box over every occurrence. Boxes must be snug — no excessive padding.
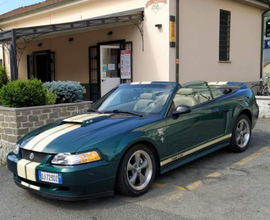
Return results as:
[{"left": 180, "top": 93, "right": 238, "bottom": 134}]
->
[
  {"left": 32, "top": 124, "right": 81, "bottom": 152},
  {"left": 24, "top": 124, "right": 75, "bottom": 150},
  {"left": 63, "top": 114, "right": 90, "bottom": 122},
  {"left": 63, "top": 114, "right": 106, "bottom": 123}
]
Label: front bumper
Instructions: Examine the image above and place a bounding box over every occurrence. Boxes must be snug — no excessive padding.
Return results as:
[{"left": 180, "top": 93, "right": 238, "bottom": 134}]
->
[{"left": 7, "top": 152, "right": 118, "bottom": 201}]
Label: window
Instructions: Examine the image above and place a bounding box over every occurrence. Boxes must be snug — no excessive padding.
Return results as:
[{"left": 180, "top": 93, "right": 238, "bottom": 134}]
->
[{"left": 219, "top": 10, "right": 231, "bottom": 62}]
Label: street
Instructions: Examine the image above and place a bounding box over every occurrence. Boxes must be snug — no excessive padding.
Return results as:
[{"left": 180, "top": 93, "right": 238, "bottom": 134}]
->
[{"left": 0, "top": 119, "right": 270, "bottom": 220}]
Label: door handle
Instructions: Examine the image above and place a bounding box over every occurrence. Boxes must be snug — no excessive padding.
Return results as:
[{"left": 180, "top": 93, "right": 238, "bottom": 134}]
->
[{"left": 102, "top": 79, "right": 106, "bottom": 82}]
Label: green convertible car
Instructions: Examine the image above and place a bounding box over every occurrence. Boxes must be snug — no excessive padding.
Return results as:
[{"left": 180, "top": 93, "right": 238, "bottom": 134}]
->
[{"left": 7, "top": 81, "right": 259, "bottom": 200}]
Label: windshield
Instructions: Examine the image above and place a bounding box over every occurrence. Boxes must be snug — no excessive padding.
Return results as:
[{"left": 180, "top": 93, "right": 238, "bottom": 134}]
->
[{"left": 91, "top": 84, "right": 175, "bottom": 117}]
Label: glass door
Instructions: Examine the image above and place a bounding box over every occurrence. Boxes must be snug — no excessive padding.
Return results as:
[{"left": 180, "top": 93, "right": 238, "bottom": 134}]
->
[{"left": 100, "top": 45, "right": 121, "bottom": 96}]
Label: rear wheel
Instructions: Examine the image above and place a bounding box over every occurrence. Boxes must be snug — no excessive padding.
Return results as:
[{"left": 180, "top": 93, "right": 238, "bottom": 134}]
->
[
  {"left": 116, "top": 144, "right": 156, "bottom": 197},
  {"left": 229, "top": 115, "right": 251, "bottom": 152}
]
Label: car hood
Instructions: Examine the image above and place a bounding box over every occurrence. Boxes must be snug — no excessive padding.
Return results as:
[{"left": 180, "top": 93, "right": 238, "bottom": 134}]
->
[{"left": 20, "top": 113, "right": 156, "bottom": 154}]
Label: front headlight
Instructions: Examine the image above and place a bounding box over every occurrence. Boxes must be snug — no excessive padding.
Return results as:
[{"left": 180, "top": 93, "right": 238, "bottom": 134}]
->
[
  {"left": 13, "top": 144, "right": 20, "bottom": 155},
  {"left": 51, "top": 151, "right": 101, "bottom": 165}
]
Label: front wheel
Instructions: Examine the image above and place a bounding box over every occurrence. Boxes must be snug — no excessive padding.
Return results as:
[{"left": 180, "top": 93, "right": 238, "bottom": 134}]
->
[
  {"left": 229, "top": 115, "right": 251, "bottom": 152},
  {"left": 116, "top": 144, "right": 156, "bottom": 197}
]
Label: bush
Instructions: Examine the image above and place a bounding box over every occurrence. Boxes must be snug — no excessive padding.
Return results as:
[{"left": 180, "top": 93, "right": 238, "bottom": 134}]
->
[
  {"left": 0, "top": 79, "right": 46, "bottom": 108},
  {"left": 0, "top": 65, "right": 9, "bottom": 89},
  {"left": 43, "top": 81, "right": 84, "bottom": 104},
  {"left": 45, "top": 88, "right": 57, "bottom": 105}
]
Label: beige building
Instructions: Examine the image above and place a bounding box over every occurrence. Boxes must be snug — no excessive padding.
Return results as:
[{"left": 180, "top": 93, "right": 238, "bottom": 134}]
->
[{"left": 0, "top": 0, "right": 269, "bottom": 101}]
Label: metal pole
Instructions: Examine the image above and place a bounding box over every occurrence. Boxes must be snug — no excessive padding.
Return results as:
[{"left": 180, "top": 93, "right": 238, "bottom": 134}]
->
[
  {"left": 0, "top": 28, "right": 5, "bottom": 67},
  {"left": 9, "top": 44, "right": 14, "bottom": 81},
  {"left": 261, "top": 10, "right": 270, "bottom": 80},
  {"left": 176, "top": 0, "right": 180, "bottom": 83},
  {"left": 12, "top": 30, "right": 18, "bottom": 80}
]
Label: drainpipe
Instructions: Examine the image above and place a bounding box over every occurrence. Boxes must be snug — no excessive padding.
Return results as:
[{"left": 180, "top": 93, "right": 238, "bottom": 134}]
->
[
  {"left": 0, "top": 28, "right": 5, "bottom": 67},
  {"left": 261, "top": 10, "right": 270, "bottom": 79},
  {"left": 176, "top": 0, "right": 180, "bottom": 83}
]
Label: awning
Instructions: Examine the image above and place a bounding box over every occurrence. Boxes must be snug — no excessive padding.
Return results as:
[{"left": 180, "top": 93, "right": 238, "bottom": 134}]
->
[
  {"left": 0, "top": 8, "right": 144, "bottom": 81},
  {"left": 0, "top": 8, "right": 144, "bottom": 42}
]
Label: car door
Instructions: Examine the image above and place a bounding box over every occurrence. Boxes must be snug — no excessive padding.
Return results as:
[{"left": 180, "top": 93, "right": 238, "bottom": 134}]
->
[
  {"left": 166, "top": 107, "right": 207, "bottom": 155},
  {"left": 166, "top": 85, "right": 225, "bottom": 157}
]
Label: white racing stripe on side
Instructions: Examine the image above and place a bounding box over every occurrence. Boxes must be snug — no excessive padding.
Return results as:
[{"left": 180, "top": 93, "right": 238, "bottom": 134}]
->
[
  {"left": 32, "top": 124, "right": 81, "bottom": 152},
  {"left": 26, "top": 162, "right": 40, "bottom": 182},
  {"left": 160, "top": 134, "right": 232, "bottom": 166},
  {"left": 17, "top": 159, "right": 31, "bottom": 179},
  {"left": 24, "top": 124, "right": 75, "bottom": 150}
]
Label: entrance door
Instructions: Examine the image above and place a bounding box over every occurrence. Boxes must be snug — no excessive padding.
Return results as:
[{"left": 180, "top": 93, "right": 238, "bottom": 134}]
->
[
  {"left": 100, "top": 45, "right": 121, "bottom": 96},
  {"left": 27, "top": 51, "right": 55, "bottom": 82}
]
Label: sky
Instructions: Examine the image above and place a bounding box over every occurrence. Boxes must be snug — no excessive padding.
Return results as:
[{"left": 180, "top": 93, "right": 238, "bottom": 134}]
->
[{"left": 0, "top": 0, "right": 43, "bottom": 15}]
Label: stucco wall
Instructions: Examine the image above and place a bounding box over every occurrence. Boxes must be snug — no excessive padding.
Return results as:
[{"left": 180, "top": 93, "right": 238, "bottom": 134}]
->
[
  {"left": 0, "top": 0, "right": 266, "bottom": 84},
  {"left": 1, "top": 0, "right": 171, "bottom": 83},
  {"left": 178, "top": 0, "right": 264, "bottom": 83}
]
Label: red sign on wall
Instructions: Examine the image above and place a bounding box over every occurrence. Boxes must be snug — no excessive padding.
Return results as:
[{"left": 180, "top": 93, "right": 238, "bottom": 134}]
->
[{"left": 121, "top": 50, "right": 132, "bottom": 79}]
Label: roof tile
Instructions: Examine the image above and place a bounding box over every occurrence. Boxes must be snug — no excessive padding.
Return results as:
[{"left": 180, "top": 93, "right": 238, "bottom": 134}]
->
[{"left": 0, "top": 0, "right": 65, "bottom": 20}]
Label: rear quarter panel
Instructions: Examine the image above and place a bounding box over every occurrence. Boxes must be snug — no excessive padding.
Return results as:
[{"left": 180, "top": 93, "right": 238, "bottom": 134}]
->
[{"left": 218, "top": 88, "right": 259, "bottom": 134}]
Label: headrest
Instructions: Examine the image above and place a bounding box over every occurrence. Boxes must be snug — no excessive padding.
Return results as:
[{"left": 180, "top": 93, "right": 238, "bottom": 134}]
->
[
  {"left": 140, "top": 93, "right": 156, "bottom": 100},
  {"left": 177, "top": 88, "right": 194, "bottom": 95}
]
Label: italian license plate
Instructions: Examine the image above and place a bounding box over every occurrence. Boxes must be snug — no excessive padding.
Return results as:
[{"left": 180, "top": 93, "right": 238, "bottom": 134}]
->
[{"left": 38, "top": 171, "right": 62, "bottom": 184}]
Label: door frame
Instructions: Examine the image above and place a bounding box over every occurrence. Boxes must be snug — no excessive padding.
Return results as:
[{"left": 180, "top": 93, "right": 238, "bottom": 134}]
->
[{"left": 88, "top": 40, "right": 125, "bottom": 101}]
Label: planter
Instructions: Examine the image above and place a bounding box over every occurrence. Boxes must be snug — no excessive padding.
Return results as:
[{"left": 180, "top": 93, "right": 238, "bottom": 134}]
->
[
  {"left": 256, "top": 96, "right": 270, "bottom": 119},
  {"left": 0, "top": 101, "right": 92, "bottom": 165}
]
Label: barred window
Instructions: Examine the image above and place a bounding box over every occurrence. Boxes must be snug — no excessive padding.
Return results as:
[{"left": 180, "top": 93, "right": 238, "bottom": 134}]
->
[{"left": 219, "top": 10, "right": 231, "bottom": 62}]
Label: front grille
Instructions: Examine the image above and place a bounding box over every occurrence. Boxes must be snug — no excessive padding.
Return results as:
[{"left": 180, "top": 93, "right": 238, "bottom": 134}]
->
[{"left": 21, "top": 149, "right": 50, "bottom": 163}]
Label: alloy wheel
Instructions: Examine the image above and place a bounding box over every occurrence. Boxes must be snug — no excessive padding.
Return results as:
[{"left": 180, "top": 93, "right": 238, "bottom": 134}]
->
[
  {"left": 126, "top": 150, "right": 153, "bottom": 191},
  {"left": 236, "top": 119, "right": 251, "bottom": 148}
]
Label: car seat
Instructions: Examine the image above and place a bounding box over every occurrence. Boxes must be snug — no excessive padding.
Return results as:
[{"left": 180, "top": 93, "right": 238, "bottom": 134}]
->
[{"left": 174, "top": 88, "right": 197, "bottom": 107}]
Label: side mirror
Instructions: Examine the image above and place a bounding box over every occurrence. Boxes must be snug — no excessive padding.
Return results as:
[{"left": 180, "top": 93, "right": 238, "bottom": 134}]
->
[{"left": 172, "top": 105, "right": 192, "bottom": 116}]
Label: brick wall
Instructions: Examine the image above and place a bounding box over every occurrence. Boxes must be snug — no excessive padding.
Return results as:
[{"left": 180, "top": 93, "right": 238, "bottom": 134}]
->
[{"left": 0, "top": 101, "right": 92, "bottom": 165}]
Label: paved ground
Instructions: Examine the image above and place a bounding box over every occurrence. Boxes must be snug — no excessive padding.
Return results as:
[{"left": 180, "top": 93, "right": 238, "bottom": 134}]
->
[{"left": 0, "top": 119, "right": 270, "bottom": 220}]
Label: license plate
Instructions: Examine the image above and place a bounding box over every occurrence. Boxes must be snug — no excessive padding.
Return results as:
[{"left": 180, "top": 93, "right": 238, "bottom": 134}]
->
[{"left": 38, "top": 171, "right": 62, "bottom": 184}]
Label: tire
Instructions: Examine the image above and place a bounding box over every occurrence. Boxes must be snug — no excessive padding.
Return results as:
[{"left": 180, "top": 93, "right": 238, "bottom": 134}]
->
[
  {"left": 229, "top": 114, "right": 251, "bottom": 153},
  {"left": 116, "top": 144, "right": 156, "bottom": 197}
]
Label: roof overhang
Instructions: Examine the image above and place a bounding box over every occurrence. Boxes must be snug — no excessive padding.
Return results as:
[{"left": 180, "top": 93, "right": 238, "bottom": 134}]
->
[
  {"left": 0, "top": 8, "right": 144, "bottom": 43},
  {"left": 233, "top": 0, "right": 269, "bottom": 10}
]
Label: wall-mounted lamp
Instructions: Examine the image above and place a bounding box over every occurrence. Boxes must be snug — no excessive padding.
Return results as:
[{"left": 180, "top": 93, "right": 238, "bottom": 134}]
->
[
  {"left": 107, "top": 31, "right": 113, "bottom": 36},
  {"left": 155, "top": 24, "right": 162, "bottom": 29},
  {"left": 37, "top": 43, "right": 42, "bottom": 47},
  {"left": 68, "top": 38, "right": 74, "bottom": 42}
]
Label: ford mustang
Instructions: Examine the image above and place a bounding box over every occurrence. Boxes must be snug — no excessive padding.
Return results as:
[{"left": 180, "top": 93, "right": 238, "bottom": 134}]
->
[{"left": 7, "top": 81, "right": 259, "bottom": 200}]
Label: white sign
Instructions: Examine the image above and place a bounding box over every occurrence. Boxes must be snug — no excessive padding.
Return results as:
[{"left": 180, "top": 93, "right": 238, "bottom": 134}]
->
[
  {"left": 108, "top": 64, "right": 115, "bottom": 71},
  {"left": 121, "top": 50, "right": 131, "bottom": 79}
]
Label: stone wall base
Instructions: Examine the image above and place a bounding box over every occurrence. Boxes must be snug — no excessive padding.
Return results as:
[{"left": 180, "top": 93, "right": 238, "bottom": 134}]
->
[{"left": 0, "top": 101, "right": 92, "bottom": 166}]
